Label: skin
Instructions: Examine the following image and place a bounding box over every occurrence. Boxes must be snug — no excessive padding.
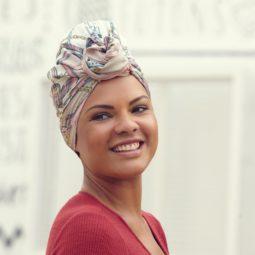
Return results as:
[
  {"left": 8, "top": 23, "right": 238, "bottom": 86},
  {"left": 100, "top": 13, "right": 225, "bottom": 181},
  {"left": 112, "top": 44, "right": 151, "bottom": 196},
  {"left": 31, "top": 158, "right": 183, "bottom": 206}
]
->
[
  {"left": 76, "top": 75, "right": 165, "bottom": 254},
  {"left": 76, "top": 75, "right": 158, "bottom": 216}
]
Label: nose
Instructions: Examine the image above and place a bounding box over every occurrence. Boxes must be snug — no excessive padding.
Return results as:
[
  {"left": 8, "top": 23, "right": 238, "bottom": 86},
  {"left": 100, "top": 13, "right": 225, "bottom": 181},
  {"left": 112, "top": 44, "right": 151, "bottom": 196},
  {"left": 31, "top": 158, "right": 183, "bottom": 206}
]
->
[{"left": 114, "top": 114, "right": 139, "bottom": 135}]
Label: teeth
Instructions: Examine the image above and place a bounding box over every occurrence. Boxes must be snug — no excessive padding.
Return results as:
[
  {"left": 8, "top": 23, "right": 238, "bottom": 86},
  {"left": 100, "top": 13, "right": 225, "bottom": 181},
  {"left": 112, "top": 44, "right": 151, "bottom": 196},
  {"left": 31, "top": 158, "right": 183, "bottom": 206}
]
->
[{"left": 113, "top": 142, "right": 140, "bottom": 152}]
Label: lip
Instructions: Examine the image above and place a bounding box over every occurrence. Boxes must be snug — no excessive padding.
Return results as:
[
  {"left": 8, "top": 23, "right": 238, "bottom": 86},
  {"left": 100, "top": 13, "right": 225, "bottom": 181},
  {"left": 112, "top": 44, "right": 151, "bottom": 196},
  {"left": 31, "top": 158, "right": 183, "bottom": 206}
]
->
[{"left": 110, "top": 138, "right": 144, "bottom": 150}]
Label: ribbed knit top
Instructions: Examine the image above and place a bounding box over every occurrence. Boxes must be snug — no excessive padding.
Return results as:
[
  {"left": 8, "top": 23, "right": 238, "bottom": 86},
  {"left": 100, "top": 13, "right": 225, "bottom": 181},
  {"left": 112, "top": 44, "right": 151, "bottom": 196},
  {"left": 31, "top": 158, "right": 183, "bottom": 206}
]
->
[{"left": 46, "top": 191, "right": 170, "bottom": 255}]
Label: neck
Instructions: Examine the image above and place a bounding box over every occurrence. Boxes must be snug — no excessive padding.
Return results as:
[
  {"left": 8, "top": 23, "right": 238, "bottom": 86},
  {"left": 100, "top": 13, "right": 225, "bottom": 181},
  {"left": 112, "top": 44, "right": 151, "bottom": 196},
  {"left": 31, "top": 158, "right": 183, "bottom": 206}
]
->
[{"left": 81, "top": 169, "right": 143, "bottom": 219}]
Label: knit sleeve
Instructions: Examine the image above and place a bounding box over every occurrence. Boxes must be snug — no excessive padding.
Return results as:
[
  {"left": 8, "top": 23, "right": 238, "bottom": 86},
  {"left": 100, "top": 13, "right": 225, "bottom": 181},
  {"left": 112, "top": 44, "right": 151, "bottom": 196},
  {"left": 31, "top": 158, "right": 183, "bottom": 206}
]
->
[
  {"left": 144, "top": 212, "right": 170, "bottom": 253},
  {"left": 50, "top": 212, "right": 129, "bottom": 255},
  {"left": 153, "top": 216, "right": 169, "bottom": 252}
]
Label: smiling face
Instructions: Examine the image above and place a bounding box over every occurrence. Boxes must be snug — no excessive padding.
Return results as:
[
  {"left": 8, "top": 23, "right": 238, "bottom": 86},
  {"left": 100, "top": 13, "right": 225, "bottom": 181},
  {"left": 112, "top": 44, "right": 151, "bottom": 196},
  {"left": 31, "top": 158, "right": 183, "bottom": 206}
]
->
[{"left": 76, "top": 75, "right": 158, "bottom": 180}]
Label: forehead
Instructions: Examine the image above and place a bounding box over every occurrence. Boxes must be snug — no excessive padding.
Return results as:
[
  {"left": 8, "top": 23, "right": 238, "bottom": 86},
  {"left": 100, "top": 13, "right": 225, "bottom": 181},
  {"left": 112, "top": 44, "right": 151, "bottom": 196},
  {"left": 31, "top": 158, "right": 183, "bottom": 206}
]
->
[{"left": 84, "top": 75, "right": 148, "bottom": 107}]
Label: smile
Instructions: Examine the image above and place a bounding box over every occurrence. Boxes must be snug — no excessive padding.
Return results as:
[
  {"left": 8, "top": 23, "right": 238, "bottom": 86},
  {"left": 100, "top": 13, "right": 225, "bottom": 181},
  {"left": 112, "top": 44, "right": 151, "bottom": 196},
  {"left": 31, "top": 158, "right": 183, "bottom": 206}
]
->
[
  {"left": 112, "top": 142, "right": 140, "bottom": 152},
  {"left": 110, "top": 142, "right": 145, "bottom": 157}
]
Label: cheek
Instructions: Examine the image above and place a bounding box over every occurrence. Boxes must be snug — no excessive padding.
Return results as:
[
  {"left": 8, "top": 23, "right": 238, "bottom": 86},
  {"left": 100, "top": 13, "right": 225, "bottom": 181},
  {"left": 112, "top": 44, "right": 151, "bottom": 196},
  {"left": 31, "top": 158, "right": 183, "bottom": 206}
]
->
[
  {"left": 147, "top": 115, "right": 158, "bottom": 158},
  {"left": 143, "top": 114, "right": 158, "bottom": 142},
  {"left": 80, "top": 124, "right": 111, "bottom": 156},
  {"left": 135, "top": 114, "right": 158, "bottom": 157}
]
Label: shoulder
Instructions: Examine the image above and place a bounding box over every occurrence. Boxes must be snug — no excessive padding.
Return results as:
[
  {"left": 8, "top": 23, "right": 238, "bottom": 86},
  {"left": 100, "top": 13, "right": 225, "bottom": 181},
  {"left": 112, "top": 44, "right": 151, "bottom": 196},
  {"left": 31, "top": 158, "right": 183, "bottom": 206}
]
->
[
  {"left": 62, "top": 211, "right": 118, "bottom": 234},
  {"left": 47, "top": 212, "right": 128, "bottom": 255},
  {"left": 142, "top": 211, "right": 163, "bottom": 229},
  {"left": 62, "top": 211, "right": 113, "bottom": 230},
  {"left": 142, "top": 211, "right": 169, "bottom": 252},
  {"left": 59, "top": 211, "right": 120, "bottom": 241}
]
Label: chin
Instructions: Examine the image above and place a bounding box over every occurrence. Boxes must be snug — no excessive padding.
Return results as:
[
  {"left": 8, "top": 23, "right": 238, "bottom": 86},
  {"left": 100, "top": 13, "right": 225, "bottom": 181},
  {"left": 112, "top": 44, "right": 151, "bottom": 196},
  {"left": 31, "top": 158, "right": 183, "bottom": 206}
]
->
[{"left": 107, "top": 160, "right": 150, "bottom": 179}]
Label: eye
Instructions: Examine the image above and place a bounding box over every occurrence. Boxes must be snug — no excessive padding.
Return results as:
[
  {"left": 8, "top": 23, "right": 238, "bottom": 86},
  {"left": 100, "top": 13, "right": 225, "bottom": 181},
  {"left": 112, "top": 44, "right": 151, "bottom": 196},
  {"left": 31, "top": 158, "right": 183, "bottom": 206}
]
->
[
  {"left": 132, "top": 105, "right": 148, "bottom": 113},
  {"left": 91, "top": 112, "right": 111, "bottom": 121}
]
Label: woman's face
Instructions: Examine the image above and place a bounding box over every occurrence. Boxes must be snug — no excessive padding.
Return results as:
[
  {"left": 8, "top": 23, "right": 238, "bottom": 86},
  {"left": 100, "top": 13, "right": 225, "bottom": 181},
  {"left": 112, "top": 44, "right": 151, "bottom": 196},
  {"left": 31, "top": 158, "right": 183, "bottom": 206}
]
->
[{"left": 76, "top": 75, "right": 158, "bottom": 180}]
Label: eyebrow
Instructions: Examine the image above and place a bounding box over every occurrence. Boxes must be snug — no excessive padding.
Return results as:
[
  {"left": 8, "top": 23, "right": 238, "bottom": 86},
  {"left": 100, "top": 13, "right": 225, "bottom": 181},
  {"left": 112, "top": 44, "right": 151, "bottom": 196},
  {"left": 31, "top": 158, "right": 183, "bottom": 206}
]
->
[{"left": 85, "top": 95, "right": 149, "bottom": 113}]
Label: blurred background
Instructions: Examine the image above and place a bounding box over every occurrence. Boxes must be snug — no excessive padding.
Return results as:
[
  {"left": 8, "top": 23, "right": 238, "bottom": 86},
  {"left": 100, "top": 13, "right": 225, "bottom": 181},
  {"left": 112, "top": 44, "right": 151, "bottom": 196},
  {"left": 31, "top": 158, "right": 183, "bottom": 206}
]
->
[{"left": 1, "top": 0, "right": 255, "bottom": 254}]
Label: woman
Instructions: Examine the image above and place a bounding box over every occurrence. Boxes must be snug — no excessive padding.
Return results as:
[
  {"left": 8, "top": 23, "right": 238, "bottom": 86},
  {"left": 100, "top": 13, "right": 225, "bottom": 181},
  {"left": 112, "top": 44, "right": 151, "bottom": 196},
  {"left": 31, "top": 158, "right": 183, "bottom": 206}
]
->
[{"left": 46, "top": 20, "right": 169, "bottom": 255}]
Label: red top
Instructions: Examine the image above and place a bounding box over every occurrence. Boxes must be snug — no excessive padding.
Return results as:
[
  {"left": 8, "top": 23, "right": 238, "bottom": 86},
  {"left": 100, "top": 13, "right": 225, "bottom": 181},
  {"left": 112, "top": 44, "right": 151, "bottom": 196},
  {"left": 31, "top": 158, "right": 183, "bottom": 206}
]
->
[{"left": 46, "top": 191, "right": 170, "bottom": 255}]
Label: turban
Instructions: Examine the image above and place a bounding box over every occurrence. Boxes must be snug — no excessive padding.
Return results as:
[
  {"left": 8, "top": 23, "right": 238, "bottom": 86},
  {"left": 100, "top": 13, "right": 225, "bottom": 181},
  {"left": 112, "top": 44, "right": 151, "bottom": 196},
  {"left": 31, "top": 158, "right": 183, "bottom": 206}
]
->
[{"left": 47, "top": 20, "right": 150, "bottom": 151}]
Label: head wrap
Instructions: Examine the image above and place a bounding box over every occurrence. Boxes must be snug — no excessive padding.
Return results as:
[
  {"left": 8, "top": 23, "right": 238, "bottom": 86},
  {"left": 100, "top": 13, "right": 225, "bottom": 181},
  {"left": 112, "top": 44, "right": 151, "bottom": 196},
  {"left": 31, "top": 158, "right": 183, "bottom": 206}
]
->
[{"left": 47, "top": 20, "right": 150, "bottom": 151}]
